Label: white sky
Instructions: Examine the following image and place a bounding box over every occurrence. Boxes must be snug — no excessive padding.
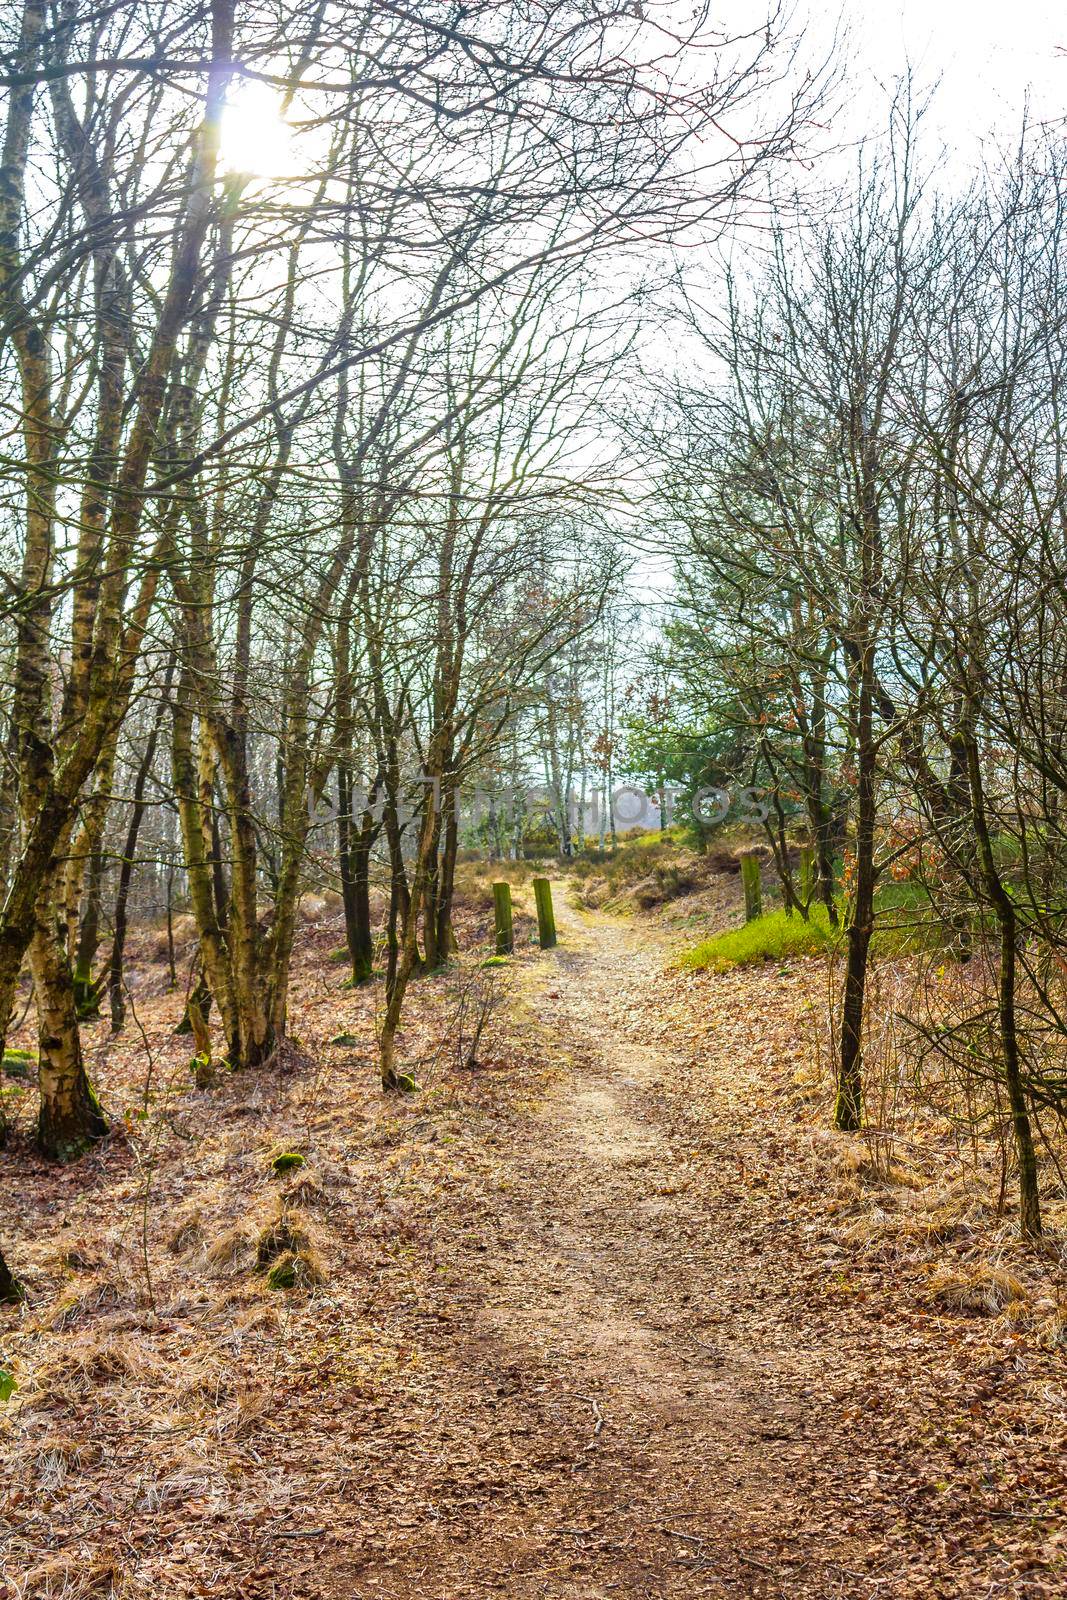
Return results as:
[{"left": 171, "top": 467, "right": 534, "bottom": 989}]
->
[{"left": 837, "top": 0, "right": 1064, "bottom": 150}]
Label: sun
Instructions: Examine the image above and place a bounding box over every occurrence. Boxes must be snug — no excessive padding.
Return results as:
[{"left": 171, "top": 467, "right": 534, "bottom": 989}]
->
[{"left": 220, "top": 81, "right": 299, "bottom": 179}]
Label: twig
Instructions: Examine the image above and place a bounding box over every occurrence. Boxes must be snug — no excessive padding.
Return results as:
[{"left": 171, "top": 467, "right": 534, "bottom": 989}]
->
[{"left": 567, "top": 1390, "right": 605, "bottom": 1445}]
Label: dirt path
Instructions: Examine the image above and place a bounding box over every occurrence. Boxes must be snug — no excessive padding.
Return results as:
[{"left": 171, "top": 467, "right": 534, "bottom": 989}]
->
[
  {"left": 460, "top": 893, "right": 856, "bottom": 1597},
  {"left": 323, "top": 893, "right": 893, "bottom": 1599},
  {"left": 317, "top": 883, "right": 1066, "bottom": 1600}
]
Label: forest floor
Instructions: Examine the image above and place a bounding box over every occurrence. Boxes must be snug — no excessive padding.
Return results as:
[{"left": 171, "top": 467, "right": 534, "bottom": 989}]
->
[{"left": 2, "top": 880, "right": 1066, "bottom": 1599}]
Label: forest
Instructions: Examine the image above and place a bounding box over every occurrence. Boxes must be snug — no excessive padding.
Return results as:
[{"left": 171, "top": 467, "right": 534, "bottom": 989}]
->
[{"left": 1, "top": 1, "right": 1065, "bottom": 1596}]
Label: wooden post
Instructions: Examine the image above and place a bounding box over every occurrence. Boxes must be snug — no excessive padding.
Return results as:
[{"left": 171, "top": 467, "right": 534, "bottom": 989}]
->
[
  {"left": 799, "top": 844, "right": 815, "bottom": 907},
  {"left": 740, "top": 850, "right": 762, "bottom": 922},
  {"left": 533, "top": 877, "right": 557, "bottom": 948},
  {"left": 493, "top": 881, "right": 514, "bottom": 955}
]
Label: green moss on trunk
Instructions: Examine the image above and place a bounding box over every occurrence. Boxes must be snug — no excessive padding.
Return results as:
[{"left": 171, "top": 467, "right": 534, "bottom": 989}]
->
[{"left": 37, "top": 1066, "right": 108, "bottom": 1162}]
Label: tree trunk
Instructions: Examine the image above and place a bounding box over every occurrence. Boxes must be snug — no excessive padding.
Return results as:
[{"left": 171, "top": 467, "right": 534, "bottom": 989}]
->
[
  {"left": 349, "top": 842, "right": 375, "bottom": 984},
  {"left": 0, "top": 1244, "right": 23, "bottom": 1305},
  {"left": 814, "top": 811, "right": 838, "bottom": 925},
  {"left": 109, "top": 670, "right": 171, "bottom": 1030},
  {"left": 0, "top": 721, "right": 19, "bottom": 911},
  {"left": 72, "top": 848, "right": 105, "bottom": 1018},
  {"left": 966, "top": 733, "right": 1042, "bottom": 1237},
  {"left": 171, "top": 667, "right": 239, "bottom": 1064},
  {"left": 379, "top": 769, "right": 444, "bottom": 1087},
  {"left": 165, "top": 865, "right": 177, "bottom": 988},
  {"left": 996, "top": 911, "right": 1042, "bottom": 1238},
  {"left": 836, "top": 670, "right": 876, "bottom": 1133},
  {"left": 802, "top": 663, "right": 839, "bottom": 926},
  {"left": 385, "top": 871, "right": 402, "bottom": 999},
  {"left": 29, "top": 879, "right": 108, "bottom": 1161},
  {"left": 338, "top": 768, "right": 377, "bottom": 984},
  {"left": 382, "top": 790, "right": 414, "bottom": 995},
  {"left": 435, "top": 790, "right": 460, "bottom": 960},
  {"left": 176, "top": 968, "right": 213, "bottom": 1036},
  {"left": 0, "top": 0, "right": 232, "bottom": 1079},
  {"left": 421, "top": 811, "right": 444, "bottom": 971}
]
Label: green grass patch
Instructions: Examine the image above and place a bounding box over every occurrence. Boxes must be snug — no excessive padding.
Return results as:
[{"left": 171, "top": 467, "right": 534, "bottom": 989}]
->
[
  {"left": 681, "top": 906, "right": 835, "bottom": 972},
  {"left": 867, "top": 879, "right": 952, "bottom": 956},
  {"left": 682, "top": 882, "right": 950, "bottom": 972}
]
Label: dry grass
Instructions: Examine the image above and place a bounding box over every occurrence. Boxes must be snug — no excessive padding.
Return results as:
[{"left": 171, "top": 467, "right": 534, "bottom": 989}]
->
[
  {"left": 837, "top": 1200, "right": 986, "bottom": 1250},
  {"left": 829, "top": 1135, "right": 926, "bottom": 1191},
  {"left": 455, "top": 858, "right": 539, "bottom": 893},
  {"left": 282, "top": 1170, "right": 329, "bottom": 1209},
  {"left": 927, "top": 1261, "right": 1029, "bottom": 1316},
  {"left": 43, "top": 1274, "right": 126, "bottom": 1330},
  {"left": 263, "top": 1248, "right": 325, "bottom": 1290},
  {"left": 1037, "top": 1302, "right": 1067, "bottom": 1347},
  {"left": 29, "top": 1332, "right": 159, "bottom": 1407},
  {"left": 13, "top": 1553, "right": 119, "bottom": 1599},
  {"left": 31, "top": 1434, "right": 104, "bottom": 1488},
  {"left": 254, "top": 1208, "right": 312, "bottom": 1268},
  {"left": 50, "top": 1239, "right": 102, "bottom": 1273},
  {"left": 166, "top": 1204, "right": 205, "bottom": 1255},
  {"left": 202, "top": 1219, "right": 257, "bottom": 1275}
]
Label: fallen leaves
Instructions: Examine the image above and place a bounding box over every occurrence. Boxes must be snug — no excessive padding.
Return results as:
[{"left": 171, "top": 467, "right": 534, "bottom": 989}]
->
[{"left": 0, "top": 888, "right": 1064, "bottom": 1598}]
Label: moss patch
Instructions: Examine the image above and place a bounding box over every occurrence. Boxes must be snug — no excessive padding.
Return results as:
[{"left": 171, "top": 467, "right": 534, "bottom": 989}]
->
[
  {"left": 265, "top": 1250, "right": 323, "bottom": 1291},
  {"left": 268, "top": 1150, "right": 306, "bottom": 1175},
  {"left": 2, "top": 1048, "right": 36, "bottom": 1081}
]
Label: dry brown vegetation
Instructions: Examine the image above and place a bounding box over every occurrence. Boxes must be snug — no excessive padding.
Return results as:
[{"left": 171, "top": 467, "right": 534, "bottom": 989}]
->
[{"left": 2, "top": 872, "right": 1065, "bottom": 1597}]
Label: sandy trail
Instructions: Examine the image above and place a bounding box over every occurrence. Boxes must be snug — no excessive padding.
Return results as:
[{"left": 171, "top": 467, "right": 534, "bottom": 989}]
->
[{"left": 328, "top": 891, "right": 873, "bottom": 1598}]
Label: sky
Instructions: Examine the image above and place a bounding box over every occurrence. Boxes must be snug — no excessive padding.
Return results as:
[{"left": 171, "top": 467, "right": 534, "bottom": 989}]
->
[{"left": 838, "top": 0, "right": 1064, "bottom": 151}]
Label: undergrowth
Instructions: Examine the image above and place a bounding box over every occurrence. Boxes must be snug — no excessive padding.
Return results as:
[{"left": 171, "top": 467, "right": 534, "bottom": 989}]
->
[
  {"left": 682, "top": 890, "right": 949, "bottom": 972},
  {"left": 681, "top": 907, "right": 835, "bottom": 971}
]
